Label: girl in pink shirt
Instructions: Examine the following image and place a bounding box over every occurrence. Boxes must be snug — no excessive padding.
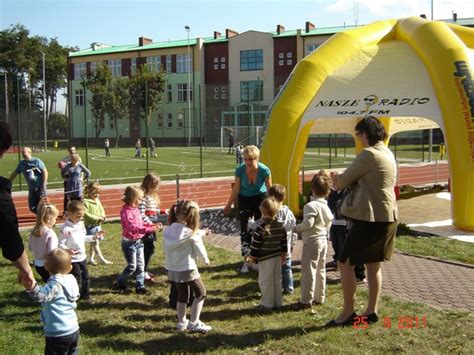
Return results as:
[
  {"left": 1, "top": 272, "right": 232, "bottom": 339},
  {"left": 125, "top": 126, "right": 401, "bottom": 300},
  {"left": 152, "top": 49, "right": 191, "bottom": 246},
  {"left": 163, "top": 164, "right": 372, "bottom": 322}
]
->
[
  {"left": 113, "top": 186, "right": 157, "bottom": 294},
  {"left": 29, "top": 203, "right": 59, "bottom": 282}
]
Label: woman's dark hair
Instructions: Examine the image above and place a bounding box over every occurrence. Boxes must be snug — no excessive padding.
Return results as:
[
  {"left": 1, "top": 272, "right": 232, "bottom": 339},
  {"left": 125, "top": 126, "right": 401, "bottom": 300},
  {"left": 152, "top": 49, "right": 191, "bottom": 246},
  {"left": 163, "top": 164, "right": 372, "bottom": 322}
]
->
[
  {"left": 0, "top": 122, "right": 13, "bottom": 152},
  {"left": 355, "top": 116, "right": 387, "bottom": 146}
]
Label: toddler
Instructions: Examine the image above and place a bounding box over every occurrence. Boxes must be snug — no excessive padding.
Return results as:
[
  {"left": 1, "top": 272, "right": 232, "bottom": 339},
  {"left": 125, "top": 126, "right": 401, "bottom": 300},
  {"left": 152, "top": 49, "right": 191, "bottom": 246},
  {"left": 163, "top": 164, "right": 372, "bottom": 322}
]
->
[
  {"left": 247, "top": 197, "right": 287, "bottom": 312},
  {"left": 164, "top": 200, "right": 211, "bottom": 333},
  {"left": 60, "top": 200, "right": 102, "bottom": 300},
  {"left": 113, "top": 185, "right": 156, "bottom": 294},
  {"left": 29, "top": 203, "right": 59, "bottom": 282},
  {"left": 22, "top": 248, "right": 80, "bottom": 354},
  {"left": 83, "top": 181, "right": 112, "bottom": 265},
  {"left": 139, "top": 172, "right": 164, "bottom": 282},
  {"left": 293, "top": 172, "right": 334, "bottom": 310}
]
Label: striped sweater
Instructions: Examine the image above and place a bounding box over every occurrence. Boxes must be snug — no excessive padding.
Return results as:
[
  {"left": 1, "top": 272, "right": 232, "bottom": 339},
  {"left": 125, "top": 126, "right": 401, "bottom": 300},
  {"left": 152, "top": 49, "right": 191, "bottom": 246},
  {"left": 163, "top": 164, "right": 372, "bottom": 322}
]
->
[
  {"left": 249, "top": 218, "right": 287, "bottom": 262},
  {"left": 138, "top": 194, "right": 161, "bottom": 224}
]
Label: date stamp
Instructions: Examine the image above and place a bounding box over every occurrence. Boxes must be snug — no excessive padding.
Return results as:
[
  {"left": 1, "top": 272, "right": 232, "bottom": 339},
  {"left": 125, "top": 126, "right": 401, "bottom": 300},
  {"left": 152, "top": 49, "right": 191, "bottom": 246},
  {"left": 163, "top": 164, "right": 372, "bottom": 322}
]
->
[{"left": 353, "top": 315, "right": 427, "bottom": 330}]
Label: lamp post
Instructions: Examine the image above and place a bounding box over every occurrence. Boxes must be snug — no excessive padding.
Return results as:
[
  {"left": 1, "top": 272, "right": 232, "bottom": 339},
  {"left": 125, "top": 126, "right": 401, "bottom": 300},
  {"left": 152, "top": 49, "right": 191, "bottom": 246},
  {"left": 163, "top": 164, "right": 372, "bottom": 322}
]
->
[
  {"left": 0, "top": 68, "right": 7, "bottom": 123},
  {"left": 40, "top": 51, "right": 47, "bottom": 151},
  {"left": 185, "top": 25, "right": 191, "bottom": 147}
]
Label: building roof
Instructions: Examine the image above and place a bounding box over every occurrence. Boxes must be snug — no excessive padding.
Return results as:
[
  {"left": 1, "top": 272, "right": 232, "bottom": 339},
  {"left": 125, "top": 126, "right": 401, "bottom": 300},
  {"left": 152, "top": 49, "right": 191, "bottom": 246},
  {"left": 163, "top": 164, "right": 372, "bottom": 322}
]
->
[{"left": 69, "top": 18, "right": 474, "bottom": 57}]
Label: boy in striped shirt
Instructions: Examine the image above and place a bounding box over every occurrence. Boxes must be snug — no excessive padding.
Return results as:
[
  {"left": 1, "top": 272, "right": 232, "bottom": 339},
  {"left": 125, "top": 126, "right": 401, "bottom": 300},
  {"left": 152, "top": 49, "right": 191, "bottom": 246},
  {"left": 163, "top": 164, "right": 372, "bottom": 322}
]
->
[{"left": 247, "top": 198, "right": 287, "bottom": 312}]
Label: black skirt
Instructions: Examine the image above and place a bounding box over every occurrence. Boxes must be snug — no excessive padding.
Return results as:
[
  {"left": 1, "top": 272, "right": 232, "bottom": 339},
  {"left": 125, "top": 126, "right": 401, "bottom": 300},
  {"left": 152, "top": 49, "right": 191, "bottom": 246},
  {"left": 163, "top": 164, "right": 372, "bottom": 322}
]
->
[{"left": 338, "top": 219, "right": 397, "bottom": 265}]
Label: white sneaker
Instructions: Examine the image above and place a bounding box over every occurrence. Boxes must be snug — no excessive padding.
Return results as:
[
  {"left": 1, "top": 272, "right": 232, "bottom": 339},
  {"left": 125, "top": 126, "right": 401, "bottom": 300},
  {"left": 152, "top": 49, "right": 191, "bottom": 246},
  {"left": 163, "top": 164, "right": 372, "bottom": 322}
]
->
[
  {"left": 176, "top": 319, "right": 189, "bottom": 331},
  {"left": 240, "top": 263, "right": 249, "bottom": 273},
  {"left": 188, "top": 321, "right": 212, "bottom": 333}
]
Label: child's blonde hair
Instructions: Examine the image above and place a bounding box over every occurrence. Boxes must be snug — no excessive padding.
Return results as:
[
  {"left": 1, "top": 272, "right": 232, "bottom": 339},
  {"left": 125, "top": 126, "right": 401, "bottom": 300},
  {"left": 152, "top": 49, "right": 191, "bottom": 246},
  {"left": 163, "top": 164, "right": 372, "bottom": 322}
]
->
[
  {"left": 260, "top": 197, "right": 278, "bottom": 219},
  {"left": 67, "top": 200, "right": 85, "bottom": 214},
  {"left": 32, "top": 203, "right": 59, "bottom": 237},
  {"left": 45, "top": 248, "right": 72, "bottom": 275},
  {"left": 311, "top": 174, "right": 331, "bottom": 197},
  {"left": 168, "top": 200, "right": 200, "bottom": 232},
  {"left": 140, "top": 172, "right": 161, "bottom": 203},
  {"left": 268, "top": 184, "right": 286, "bottom": 202},
  {"left": 122, "top": 185, "right": 144, "bottom": 205},
  {"left": 84, "top": 181, "right": 101, "bottom": 198}
]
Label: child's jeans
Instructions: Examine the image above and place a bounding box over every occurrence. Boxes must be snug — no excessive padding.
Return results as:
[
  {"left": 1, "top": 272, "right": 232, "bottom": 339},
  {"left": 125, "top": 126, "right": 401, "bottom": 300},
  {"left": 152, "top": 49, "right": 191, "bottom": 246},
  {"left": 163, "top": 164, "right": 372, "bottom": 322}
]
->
[
  {"left": 281, "top": 257, "right": 294, "bottom": 293},
  {"left": 70, "top": 260, "right": 90, "bottom": 299},
  {"left": 117, "top": 238, "right": 145, "bottom": 289},
  {"left": 300, "top": 237, "right": 327, "bottom": 304},
  {"left": 45, "top": 329, "right": 80, "bottom": 355}
]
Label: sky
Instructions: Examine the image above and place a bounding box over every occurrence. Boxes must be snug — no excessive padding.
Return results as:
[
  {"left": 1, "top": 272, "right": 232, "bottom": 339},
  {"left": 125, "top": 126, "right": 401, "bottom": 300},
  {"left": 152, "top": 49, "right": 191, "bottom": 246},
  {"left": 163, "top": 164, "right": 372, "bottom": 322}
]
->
[{"left": 1, "top": 0, "right": 473, "bottom": 111}]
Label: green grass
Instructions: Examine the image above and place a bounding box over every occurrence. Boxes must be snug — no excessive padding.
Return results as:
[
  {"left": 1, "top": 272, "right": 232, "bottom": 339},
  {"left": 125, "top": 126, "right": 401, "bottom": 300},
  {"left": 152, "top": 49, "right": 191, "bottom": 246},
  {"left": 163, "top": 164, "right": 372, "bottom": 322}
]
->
[{"left": 0, "top": 222, "right": 472, "bottom": 353}]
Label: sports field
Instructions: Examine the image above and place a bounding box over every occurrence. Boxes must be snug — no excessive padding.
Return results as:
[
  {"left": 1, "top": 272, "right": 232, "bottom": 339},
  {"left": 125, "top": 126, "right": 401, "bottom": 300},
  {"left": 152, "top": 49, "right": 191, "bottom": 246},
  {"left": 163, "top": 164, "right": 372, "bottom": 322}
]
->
[{"left": 0, "top": 146, "right": 355, "bottom": 192}]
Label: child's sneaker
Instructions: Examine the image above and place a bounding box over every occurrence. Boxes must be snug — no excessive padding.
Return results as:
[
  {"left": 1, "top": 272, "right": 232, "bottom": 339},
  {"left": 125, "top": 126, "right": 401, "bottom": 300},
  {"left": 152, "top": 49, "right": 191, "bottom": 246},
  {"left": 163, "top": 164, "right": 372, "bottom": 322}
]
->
[
  {"left": 112, "top": 281, "right": 131, "bottom": 294},
  {"left": 136, "top": 287, "right": 151, "bottom": 295},
  {"left": 240, "top": 263, "right": 249, "bottom": 273},
  {"left": 176, "top": 319, "right": 189, "bottom": 331},
  {"left": 187, "top": 321, "right": 212, "bottom": 333}
]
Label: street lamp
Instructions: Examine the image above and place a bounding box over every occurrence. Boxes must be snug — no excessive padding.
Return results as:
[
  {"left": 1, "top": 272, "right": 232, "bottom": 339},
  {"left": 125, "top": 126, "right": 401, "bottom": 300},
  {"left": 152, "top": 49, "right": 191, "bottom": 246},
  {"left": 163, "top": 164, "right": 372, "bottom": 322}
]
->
[
  {"left": 185, "top": 25, "right": 192, "bottom": 147},
  {"left": 40, "top": 51, "right": 47, "bottom": 151},
  {"left": 0, "top": 68, "right": 7, "bottom": 123}
]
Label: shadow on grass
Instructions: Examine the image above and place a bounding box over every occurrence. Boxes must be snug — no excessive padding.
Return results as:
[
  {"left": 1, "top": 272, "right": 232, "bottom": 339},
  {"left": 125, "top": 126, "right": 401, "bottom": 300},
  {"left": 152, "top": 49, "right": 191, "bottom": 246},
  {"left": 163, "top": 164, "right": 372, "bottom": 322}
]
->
[{"left": 93, "top": 324, "right": 326, "bottom": 353}]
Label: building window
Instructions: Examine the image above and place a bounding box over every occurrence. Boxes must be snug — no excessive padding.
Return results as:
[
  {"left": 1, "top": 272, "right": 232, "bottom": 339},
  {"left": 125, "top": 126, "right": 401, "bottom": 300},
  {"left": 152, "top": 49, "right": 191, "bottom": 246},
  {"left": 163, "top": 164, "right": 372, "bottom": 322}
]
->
[
  {"left": 240, "top": 49, "right": 263, "bottom": 71},
  {"left": 74, "top": 89, "right": 84, "bottom": 106},
  {"left": 167, "top": 113, "right": 173, "bottom": 128},
  {"left": 287, "top": 59, "right": 293, "bottom": 66},
  {"left": 240, "top": 80, "right": 263, "bottom": 102},
  {"left": 177, "top": 83, "right": 192, "bottom": 102},
  {"left": 221, "top": 63, "right": 226, "bottom": 69},
  {"left": 221, "top": 93, "right": 226, "bottom": 99},
  {"left": 305, "top": 43, "right": 319, "bottom": 56},
  {"left": 221, "top": 56, "right": 226, "bottom": 62},
  {"left": 287, "top": 52, "right": 292, "bottom": 58},
  {"left": 177, "top": 113, "right": 184, "bottom": 128},
  {"left": 147, "top": 56, "right": 161, "bottom": 72},
  {"left": 214, "top": 64, "right": 219, "bottom": 70},
  {"left": 131, "top": 58, "right": 137, "bottom": 75},
  {"left": 221, "top": 86, "right": 226, "bottom": 93},
  {"left": 177, "top": 54, "right": 190, "bottom": 73},
  {"left": 74, "top": 63, "right": 87, "bottom": 80},
  {"left": 279, "top": 59, "right": 284, "bottom": 66},
  {"left": 167, "top": 84, "right": 172, "bottom": 102},
  {"left": 166, "top": 55, "right": 172, "bottom": 72},
  {"left": 214, "top": 87, "right": 219, "bottom": 93},
  {"left": 214, "top": 94, "right": 219, "bottom": 100},
  {"left": 214, "top": 57, "right": 218, "bottom": 63},
  {"left": 278, "top": 52, "right": 284, "bottom": 59},
  {"left": 108, "top": 59, "right": 122, "bottom": 77},
  {"left": 157, "top": 113, "right": 163, "bottom": 128},
  {"left": 90, "top": 62, "right": 97, "bottom": 76}
]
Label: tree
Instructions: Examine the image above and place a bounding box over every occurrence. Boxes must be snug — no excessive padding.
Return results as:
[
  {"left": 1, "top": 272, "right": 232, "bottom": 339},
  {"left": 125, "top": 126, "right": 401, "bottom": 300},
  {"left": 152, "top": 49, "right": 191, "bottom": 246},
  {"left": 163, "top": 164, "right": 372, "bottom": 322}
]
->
[
  {"left": 48, "top": 112, "right": 68, "bottom": 138},
  {"left": 86, "top": 63, "right": 111, "bottom": 138},
  {"left": 129, "top": 65, "right": 166, "bottom": 145},
  {"left": 108, "top": 78, "right": 130, "bottom": 147}
]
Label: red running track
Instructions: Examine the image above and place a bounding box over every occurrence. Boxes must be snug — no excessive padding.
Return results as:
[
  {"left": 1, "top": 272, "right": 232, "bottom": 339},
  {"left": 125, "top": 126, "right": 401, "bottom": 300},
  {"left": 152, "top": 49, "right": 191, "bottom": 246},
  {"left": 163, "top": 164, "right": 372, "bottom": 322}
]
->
[{"left": 13, "top": 162, "right": 449, "bottom": 228}]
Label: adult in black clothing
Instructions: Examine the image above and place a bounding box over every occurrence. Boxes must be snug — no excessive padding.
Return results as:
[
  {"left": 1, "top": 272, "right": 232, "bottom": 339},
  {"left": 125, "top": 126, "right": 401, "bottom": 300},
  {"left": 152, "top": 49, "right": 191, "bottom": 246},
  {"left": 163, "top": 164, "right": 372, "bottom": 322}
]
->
[
  {"left": 0, "top": 122, "right": 35, "bottom": 288},
  {"left": 228, "top": 132, "right": 235, "bottom": 154}
]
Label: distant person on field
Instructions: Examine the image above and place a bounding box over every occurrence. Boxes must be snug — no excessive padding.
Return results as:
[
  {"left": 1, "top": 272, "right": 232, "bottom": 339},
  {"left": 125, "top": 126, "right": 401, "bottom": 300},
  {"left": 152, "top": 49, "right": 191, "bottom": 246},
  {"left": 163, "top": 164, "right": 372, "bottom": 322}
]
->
[
  {"left": 60, "top": 200, "right": 103, "bottom": 300},
  {"left": 164, "top": 200, "right": 212, "bottom": 333},
  {"left": 135, "top": 139, "right": 142, "bottom": 158},
  {"left": 236, "top": 143, "right": 243, "bottom": 164},
  {"left": 247, "top": 197, "right": 287, "bottom": 312},
  {"left": 0, "top": 122, "right": 35, "bottom": 290},
  {"left": 83, "top": 181, "right": 112, "bottom": 265},
  {"left": 292, "top": 172, "right": 333, "bottom": 311},
  {"left": 113, "top": 186, "right": 156, "bottom": 295},
  {"left": 104, "top": 139, "right": 110, "bottom": 157},
  {"left": 228, "top": 132, "right": 235, "bottom": 154},
  {"left": 149, "top": 137, "right": 157, "bottom": 158},
  {"left": 22, "top": 248, "right": 80, "bottom": 355},
  {"left": 9, "top": 146, "right": 48, "bottom": 214},
  {"left": 29, "top": 203, "right": 60, "bottom": 282},
  {"left": 58, "top": 146, "right": 81, "bottom": 217}
]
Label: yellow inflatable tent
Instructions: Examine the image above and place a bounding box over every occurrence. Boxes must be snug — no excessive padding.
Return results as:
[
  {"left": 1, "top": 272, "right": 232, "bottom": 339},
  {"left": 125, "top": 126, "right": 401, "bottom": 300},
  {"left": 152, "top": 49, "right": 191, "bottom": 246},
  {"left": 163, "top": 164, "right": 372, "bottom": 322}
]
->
[{"left": 260, "top": 17, "right": 474, "bottom": 231}]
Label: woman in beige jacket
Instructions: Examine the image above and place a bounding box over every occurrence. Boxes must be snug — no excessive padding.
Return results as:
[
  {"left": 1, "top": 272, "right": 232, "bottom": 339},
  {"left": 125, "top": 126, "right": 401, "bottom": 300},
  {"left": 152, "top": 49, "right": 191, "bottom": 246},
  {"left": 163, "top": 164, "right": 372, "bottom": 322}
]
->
[{"left": 328, "top": 116, "right": 398, "bottom": 327}]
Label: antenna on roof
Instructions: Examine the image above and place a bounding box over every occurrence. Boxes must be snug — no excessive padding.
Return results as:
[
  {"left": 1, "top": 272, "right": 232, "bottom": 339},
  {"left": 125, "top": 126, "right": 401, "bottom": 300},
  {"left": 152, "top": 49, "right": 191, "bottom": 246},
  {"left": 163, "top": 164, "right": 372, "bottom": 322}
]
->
[{"left": 353, "top": 0, "right": 359, "bottom": 27}]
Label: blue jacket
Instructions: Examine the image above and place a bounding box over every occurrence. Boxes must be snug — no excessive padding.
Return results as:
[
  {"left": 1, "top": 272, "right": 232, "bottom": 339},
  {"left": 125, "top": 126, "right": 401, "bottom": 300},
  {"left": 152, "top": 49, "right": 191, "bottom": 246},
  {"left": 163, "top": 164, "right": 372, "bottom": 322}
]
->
[{"left": 27, "top": 274, "right": 80, "bottom": 337}]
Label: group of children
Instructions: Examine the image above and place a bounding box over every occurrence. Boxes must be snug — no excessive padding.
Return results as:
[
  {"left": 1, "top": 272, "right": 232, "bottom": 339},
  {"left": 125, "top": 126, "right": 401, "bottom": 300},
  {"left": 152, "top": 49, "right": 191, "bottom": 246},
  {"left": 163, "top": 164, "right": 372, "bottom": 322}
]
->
[{"left": 21, "top": 166, "right": 353, "bottom": 352}]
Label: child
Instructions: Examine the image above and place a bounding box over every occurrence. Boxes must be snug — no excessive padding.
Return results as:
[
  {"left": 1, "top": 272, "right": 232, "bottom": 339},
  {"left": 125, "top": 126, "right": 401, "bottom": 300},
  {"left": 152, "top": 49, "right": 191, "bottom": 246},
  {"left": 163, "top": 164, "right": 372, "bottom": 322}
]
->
[
  {"left": 292, "top": 173, "right": 334, "bottom": 310},
  {"left": 267, "top": 184, "right": 297, "bottom": 294},
  {"left": 104, "top": 139, "right": 110, "bottom": 157},
  {"left": 113, "top": 185, "right": 157, "bottom": 295},
  {"left": 236, "top": 143, "right": 243, "bottom": 165},
  {"left": 139, "top": 173, "right": 164, "bottom": 282},
  {"left": 163, "top": 200, "right": 212, "bottom": 333},
  {"left": 135, "top": 139, "right": 142, "bottom": 158},
  {"left": 247, "top": 197, "right": 287, "bottom": 312},
  {"left": 29, "top": 203, "right": 59, "bottom": 282},
  {"left": 60, "top": 200, "right": 102, "bottom": 300},
  {"left": 83, "top": 181, "right": 112, "bottom": 265},
  {"left": 22, "top": 248, "right": 80, "bottom": 354}
]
